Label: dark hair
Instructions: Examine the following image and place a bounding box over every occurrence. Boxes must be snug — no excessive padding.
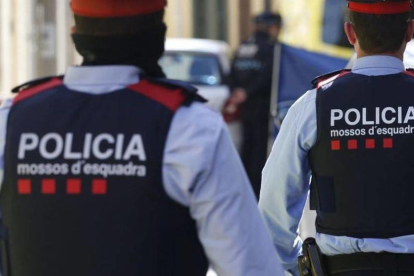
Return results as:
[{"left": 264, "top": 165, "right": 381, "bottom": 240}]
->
[
  {"left": 74, "top": 10, "right": 164, "bottom": 36},
  {"left": 349, "top": 11, "right": 410, "bottom": 54},
  {"left": 254, "top": 12, "right": 283, "bottom": 27}
]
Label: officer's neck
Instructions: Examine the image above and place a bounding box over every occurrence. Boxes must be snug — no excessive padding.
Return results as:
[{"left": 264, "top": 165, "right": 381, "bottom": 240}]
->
[{"left": 355, "top": 48, "right": 404, "bottom": 62}]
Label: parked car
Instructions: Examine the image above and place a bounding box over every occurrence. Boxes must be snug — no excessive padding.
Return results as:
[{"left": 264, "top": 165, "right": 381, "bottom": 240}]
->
[
  {"left": 160, "top": 38, "right": 242, "bottom": 151},
  {"left": 160, "top": 38, "right": 231, "bottom": 112}
]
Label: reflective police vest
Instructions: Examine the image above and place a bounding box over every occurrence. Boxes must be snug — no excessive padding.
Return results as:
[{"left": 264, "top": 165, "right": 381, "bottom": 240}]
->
[
  {"left": 309, "top": 70, "right": 414, "bottom": 239},
  {"left": 0, "top": 76, "right": 208, "bottom": 276},
  {"left": 232, "top": 32, "right": 275, "bottom": 98}
]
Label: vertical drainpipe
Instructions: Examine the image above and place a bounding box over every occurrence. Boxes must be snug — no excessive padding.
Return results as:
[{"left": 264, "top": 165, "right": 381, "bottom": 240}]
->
[{"left": 0, "top": 0, "right": 12, "bottom": 97}]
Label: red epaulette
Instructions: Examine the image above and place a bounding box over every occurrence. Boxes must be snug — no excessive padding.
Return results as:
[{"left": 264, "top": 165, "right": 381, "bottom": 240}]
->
[
  {"left": 404, "top": 68, "right": 414, "bottom": 77},
  {"left": 128, "top": 77, "right": 205, "bottom": 112},
  {"left": 12, "top": 76, "right": 63, "bottom": 105},
  {"left": 311, "top": 69, "right": 351, "bottom": 89}
]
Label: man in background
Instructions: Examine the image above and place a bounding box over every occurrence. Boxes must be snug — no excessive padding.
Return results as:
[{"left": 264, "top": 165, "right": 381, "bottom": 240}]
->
[{"left": 231, "top": 12, "right": 282, "bottom": 198}]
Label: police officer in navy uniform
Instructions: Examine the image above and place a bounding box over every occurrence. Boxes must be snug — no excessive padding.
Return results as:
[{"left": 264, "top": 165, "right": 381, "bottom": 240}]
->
[
  {"left": 0, "top": 1, "right": 284, "bottom": 275},
  {"left": 259, "top": 0, "right": 414, "bottom": 275},
  {"left": 230, "top": 12, "right": 282, "bottom": 199}
]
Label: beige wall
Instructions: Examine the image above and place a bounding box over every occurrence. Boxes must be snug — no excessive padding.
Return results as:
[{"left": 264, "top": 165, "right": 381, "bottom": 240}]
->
[
  {"left": 0, "top": 0, "right": 266, "bottom": 97},
  {"left": 0, "top": 0, "right": 77, "bottom": 98},
  {"left": 165, "top": 0, "right": 194, "bottom": 38},
  {"left": 272, "top": 0, "right": 280, "bottom": 10},
  {"left": 227, "top": 0, "right": 241, "bottom": 49},
  {"left": 0, "top": 0, "right": 36, "bottom": 97},
  {"left": 0, "top": 0, "right": 13, "bottom": 96},
  {"left": 165, "top": 0, "right": 243, "bottom": 49},
  {"left": 250, "top": 0, "right": 265, "bottom": 17}
]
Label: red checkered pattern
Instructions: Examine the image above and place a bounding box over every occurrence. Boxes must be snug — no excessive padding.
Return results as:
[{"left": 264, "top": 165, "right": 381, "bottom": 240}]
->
[
  {"left": 16, "top": 179, "right": 109, "bottom": 196},
  {"left": 331, "top": 138, "right": 394, "bottom": 151}
]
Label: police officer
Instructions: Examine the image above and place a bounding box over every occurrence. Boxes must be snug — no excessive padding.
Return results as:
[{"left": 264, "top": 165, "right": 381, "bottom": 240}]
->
[
  {"left": 231, "top": 12, "right": 282, "bottom": 199},
  {"left": 0, "top": 1, "right": 284, "bottom": 275},
  {"left": 259, "top": 0, "right": 414, "bottom": 275}
]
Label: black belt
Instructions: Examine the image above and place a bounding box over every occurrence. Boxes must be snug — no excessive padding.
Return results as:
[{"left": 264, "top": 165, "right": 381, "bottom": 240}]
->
[{"left": 324, "top": 252, "right": 414, "bottom": 275}]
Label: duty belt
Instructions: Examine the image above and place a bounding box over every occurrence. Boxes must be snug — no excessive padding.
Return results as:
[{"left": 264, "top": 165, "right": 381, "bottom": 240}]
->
[{"left": 324, "top": 252, "right": 414, "bottom": 275}]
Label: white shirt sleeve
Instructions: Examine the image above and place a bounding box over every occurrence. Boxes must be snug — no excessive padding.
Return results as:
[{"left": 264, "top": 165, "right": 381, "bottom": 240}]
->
[
  {"left": 258, "top": 89, "right": 318, "bottom": 275},
  {"left": 163, "top": 102, "right": 284, "bottom": 276}
]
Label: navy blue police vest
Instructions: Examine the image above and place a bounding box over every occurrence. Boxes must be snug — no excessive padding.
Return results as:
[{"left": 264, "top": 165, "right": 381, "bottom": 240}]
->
[
  {"left": 0, "top": 75, "right": 208, "bottom": 276},
  {"left": 309, "top": 70, "right": 414, "bottom": 239}
]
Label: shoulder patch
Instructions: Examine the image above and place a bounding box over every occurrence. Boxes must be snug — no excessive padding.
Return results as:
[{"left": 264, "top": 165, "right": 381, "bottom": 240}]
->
[
  {"left": 311, "top": 69, "right": 351, "bottom": 89},
  {"left": 13, "top": 77, "right": 64, "bottom": 106}
]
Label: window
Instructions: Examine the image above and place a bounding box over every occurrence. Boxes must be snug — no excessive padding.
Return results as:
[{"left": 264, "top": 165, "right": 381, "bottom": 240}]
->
[
  {"left": 322, "top": 0, "right": 352, "bottom": 48},
  {"left": 193, "top": 0, "right": 228, "bottom": 42},
  {"left": 34, "top": 0, "right": 58, "bottom": 77},
  {"left": 160, "top": 52, "right": 222, "bottom": 86}
]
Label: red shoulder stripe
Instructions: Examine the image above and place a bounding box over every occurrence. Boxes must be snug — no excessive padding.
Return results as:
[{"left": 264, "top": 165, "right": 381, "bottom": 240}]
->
[
  {"left": 404, "top": 70, "right": 414, "bottom": 78},
  {"left": 128, "top": 80, "right": 185, "bottom": 112},
  {"left": 13, "top": 78, "right": 63, "bottom": 105},
  {"left": 317, "top": 71, "right": 351, "bottom": 89},
  {"left": 348, "top": 1, "right": 411, "bottom": 15}
]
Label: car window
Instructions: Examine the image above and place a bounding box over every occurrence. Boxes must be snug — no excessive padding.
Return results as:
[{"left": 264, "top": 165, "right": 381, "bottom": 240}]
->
[{"left": 159, "top": 53, "right": 222, "bottom": 86}]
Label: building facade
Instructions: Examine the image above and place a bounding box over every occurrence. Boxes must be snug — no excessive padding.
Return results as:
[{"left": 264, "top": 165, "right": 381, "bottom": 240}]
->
[{"left": 0, "top": 0, "right": 273, "bottom": 98}]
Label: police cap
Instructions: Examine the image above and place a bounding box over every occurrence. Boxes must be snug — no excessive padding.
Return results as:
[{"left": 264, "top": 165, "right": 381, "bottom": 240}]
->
[
  {"left": 348, "top": 0, "right": 412, "bottom": 14},
  {"left": 254, "top": 12, "right": 282, "bottom": 26},
  {"left": 71, "top": 0, "right": 167, "bottom": 18}
]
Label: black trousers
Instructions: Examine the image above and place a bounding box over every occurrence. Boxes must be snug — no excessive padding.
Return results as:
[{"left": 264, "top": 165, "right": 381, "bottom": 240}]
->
[
  {"left": 240, "top": 100, "right": 270, "bottom": 199},
  {"left": 325, "top": 252, "right": 414, "bottom": 276},
  {"left": 334, "top": 271, "right": 414, "bottom": 276}
]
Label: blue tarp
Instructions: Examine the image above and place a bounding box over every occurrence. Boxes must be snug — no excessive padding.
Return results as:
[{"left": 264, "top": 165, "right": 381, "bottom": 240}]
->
[
  {"left": 273, "top": 44, "right": 349, "bottom": 136},
  {"left": 277, "top": 44, "right": 348, "bottom": 105}
]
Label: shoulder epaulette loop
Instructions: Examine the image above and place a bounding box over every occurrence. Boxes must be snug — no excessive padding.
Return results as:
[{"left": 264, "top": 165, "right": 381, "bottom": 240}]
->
[
  {"left": 146, "top": 77, "right": 207, "bottom": 105},
  {"left": 12, "top": 75, "right": 63, "bottom": 93},
  {"left": 311, "top": 69, "right": 351, "bottom": 89},
  {"left": 404, "top": 68, "right": 414, "bottom": 77}
]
